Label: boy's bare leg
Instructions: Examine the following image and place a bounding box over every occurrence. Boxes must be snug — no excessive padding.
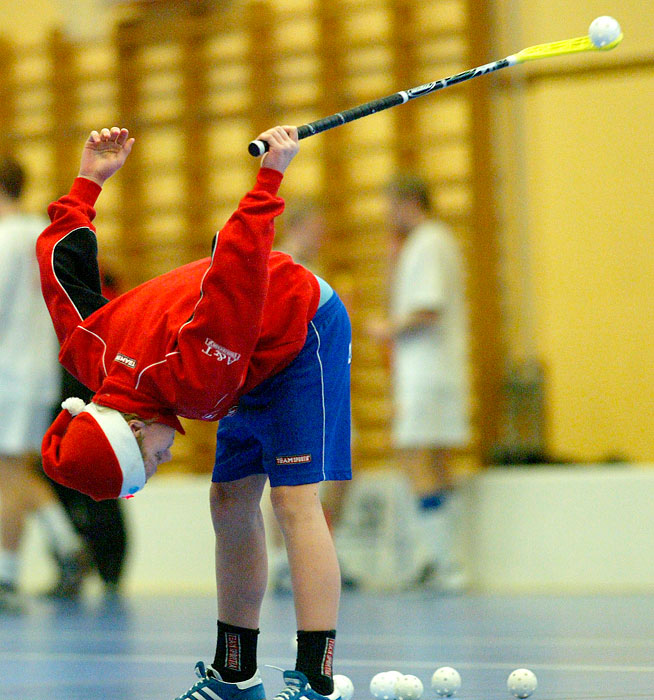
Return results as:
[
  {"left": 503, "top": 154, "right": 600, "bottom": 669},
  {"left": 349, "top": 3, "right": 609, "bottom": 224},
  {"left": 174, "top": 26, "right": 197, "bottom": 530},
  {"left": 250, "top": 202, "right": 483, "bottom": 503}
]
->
[
  {"left": 210, "top": 474, "right": 269, "bottom": 628},
  {"left": 271, "top": 482, "right": 340, "bottom": 630}
]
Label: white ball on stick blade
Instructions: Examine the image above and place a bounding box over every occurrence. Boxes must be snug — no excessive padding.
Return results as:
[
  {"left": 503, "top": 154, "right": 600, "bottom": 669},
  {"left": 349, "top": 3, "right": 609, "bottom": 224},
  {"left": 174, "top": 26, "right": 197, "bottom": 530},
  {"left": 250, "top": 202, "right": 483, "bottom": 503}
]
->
[{"left": 589, "top": 16, "right": 621, "bottom": 49}]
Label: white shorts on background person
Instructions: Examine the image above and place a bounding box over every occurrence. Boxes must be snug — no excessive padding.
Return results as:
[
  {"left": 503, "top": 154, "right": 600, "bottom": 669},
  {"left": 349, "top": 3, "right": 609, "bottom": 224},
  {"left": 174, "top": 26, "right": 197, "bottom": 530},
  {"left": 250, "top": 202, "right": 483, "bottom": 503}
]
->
[{"left": 392, "top": 378, "right": 470, "bottom": 448}]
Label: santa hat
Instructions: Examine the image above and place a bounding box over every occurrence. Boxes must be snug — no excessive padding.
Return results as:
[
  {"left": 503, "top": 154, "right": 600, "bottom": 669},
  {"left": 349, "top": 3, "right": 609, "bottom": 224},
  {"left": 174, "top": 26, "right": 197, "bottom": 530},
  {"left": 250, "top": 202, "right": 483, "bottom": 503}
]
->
[{"left": 41, "top": 398, "right": 146, "bottom": 501}]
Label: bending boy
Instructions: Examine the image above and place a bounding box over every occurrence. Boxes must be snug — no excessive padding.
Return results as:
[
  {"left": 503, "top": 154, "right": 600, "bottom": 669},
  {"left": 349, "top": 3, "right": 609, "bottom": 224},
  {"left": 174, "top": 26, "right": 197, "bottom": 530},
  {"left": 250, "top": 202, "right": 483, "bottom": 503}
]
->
[{"left": 37, "top": 126, "right": 351, "bottom": 700}]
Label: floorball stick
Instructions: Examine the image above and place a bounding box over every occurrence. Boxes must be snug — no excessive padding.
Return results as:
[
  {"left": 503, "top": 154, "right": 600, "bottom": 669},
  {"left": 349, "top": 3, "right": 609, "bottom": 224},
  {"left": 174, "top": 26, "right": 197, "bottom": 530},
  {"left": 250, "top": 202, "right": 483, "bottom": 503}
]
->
[{"left": 248, "top": 19, "right": 622, "bottom": 157}]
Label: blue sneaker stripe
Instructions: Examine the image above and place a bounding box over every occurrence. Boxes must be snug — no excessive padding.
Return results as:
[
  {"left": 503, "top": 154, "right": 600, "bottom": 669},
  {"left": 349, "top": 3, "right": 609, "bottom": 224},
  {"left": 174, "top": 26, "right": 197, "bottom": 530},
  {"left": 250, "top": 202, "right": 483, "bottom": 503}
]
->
[
  {"left": 201, "top": 689, "right": 221, "bottom": 700},
  {"left": 191, "top": 691, "right": 214, "bottom": 700},
  {"left": 177, "top": 664, "right": 265, "bottom": 700},
  {"left": 192, "top": 691, "right": 217, "bottom": 700}
]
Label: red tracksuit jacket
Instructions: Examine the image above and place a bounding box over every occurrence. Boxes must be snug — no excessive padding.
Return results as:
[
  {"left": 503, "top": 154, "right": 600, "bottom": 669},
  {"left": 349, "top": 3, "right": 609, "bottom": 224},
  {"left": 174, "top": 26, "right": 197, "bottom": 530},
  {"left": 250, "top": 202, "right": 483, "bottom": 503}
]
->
[{"left": 36, "top": 168, "right": 320, "bottom": 433}]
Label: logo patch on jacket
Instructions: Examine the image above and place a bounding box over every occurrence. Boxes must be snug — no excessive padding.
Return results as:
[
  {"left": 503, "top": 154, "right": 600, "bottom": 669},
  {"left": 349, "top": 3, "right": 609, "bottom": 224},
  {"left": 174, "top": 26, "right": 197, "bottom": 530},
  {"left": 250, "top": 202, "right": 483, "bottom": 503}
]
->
[
  {"left": 202, "top": 337, "right": 241, "bottom": 365},
  {"left": 114, "top": 353, "right": 137, "bottom": 369},
  {"left": 275, "top": 454, "right": 312, "bottom": 466}
]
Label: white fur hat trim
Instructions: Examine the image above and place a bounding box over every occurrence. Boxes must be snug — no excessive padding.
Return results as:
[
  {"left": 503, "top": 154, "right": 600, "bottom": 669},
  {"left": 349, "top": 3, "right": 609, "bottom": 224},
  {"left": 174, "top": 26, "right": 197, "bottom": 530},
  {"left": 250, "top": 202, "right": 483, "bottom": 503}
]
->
[{"left": 83, "top": 403, "right": 146, "bottom": 498}]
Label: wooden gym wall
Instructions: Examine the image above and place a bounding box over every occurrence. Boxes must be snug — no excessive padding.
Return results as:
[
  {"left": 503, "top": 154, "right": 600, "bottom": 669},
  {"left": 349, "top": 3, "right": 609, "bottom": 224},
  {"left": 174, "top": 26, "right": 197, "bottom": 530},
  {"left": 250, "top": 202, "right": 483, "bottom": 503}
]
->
[{"left": 0, "top": 0, "right": 503, "bottom": 474}]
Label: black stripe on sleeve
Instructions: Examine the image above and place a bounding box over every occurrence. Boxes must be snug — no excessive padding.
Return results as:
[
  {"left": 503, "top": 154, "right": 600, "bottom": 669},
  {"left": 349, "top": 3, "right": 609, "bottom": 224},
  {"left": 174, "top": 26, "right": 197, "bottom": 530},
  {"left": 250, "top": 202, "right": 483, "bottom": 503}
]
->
[{"left": 53, "top": 227, "right": 108, "bottom": 320}]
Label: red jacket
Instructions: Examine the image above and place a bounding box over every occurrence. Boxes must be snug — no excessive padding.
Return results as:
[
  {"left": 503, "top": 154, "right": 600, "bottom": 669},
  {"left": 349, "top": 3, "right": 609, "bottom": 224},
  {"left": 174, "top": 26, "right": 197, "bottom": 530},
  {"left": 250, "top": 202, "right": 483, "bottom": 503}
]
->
[{"left": 36, "top": 169, "right": 320, "bottom": 433}]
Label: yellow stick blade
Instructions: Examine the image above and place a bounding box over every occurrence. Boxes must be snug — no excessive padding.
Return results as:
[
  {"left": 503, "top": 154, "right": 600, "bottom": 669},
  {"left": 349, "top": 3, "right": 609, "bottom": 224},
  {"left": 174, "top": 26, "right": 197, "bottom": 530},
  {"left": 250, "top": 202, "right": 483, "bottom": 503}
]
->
[{"left": 515, "top": 33, "right": 623, "bottom": 63}]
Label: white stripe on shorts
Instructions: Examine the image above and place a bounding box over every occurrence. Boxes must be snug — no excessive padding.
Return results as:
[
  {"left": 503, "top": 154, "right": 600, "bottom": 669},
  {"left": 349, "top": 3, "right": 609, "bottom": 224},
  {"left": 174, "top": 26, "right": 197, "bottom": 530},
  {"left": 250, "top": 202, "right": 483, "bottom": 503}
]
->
[{"left": 310, "top": 319, "right": 327, "bottom": 479}]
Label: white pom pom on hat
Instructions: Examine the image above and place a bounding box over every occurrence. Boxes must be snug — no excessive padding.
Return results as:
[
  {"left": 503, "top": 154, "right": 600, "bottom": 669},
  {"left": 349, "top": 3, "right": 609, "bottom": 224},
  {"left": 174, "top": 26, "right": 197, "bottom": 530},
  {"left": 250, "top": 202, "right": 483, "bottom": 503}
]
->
[{"left": 61, "top": 397, "right": 87, "bottom": 416}]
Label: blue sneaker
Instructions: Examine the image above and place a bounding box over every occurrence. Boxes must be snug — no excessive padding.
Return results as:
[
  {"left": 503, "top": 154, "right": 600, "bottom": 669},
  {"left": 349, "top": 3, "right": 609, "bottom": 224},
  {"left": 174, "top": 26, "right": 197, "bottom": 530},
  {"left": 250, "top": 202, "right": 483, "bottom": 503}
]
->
[
  {"left": 176, "top": 662, "right": 266, "bottom": 700},
  {"left": 272, "top": 670, "right": 341, "bottom": 700}
]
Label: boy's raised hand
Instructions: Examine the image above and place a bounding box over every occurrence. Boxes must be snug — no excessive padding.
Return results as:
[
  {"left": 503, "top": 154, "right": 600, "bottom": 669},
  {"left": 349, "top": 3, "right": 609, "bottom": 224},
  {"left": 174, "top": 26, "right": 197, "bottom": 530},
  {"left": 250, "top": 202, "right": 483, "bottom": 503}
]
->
[
  {"left": 257, "top": 126, "right": 299, "bottom": 174},
  {"left": 79, "top": 127, "right": 135, "bottom": 187}
]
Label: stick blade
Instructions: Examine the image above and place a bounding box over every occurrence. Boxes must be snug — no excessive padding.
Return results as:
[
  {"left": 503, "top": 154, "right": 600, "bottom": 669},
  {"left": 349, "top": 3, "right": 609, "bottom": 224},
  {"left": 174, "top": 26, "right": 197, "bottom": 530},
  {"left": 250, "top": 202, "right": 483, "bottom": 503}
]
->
[{"left": 515, "top": 33, "right": 622, "bottom": 63}]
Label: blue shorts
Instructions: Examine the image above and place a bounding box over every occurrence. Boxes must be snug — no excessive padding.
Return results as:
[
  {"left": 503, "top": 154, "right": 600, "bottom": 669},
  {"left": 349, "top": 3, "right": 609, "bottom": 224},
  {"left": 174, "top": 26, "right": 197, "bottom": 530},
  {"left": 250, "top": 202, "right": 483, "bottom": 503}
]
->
[{"left": 212, "top": 291, "right": 352, "bottom": 487}]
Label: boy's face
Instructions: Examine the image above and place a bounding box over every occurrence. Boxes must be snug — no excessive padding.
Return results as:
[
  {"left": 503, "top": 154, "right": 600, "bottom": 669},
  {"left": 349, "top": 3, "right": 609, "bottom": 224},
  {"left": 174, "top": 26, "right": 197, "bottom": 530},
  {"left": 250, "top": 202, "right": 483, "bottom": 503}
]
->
[{"left": 133, "top": 422, "right": 175, "bottom": 481}]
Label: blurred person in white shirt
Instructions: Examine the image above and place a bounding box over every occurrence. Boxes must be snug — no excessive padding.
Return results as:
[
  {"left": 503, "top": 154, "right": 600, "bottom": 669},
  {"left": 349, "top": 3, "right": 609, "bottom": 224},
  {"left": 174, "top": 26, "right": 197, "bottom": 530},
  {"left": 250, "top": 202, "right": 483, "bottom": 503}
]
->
[
  {"left": 367, "top": 173, "right": 471, "bottom": 592},
  {"left": 0, "top": 156, "right": 86, "bottom": 612}
]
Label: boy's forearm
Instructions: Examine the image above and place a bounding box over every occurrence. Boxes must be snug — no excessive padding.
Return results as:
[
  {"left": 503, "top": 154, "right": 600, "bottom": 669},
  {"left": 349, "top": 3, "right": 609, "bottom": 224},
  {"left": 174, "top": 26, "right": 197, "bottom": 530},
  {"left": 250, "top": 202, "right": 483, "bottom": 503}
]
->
[{"left": 169, "top": 169, "right": 285, "bottom": 407}]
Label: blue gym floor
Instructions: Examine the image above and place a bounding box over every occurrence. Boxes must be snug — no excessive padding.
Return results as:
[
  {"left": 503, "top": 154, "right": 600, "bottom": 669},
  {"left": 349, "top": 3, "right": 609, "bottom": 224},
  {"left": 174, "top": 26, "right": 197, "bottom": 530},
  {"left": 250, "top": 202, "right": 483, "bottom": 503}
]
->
[{"left": 2, "top": 590, "right": 653, "bottom": 699}]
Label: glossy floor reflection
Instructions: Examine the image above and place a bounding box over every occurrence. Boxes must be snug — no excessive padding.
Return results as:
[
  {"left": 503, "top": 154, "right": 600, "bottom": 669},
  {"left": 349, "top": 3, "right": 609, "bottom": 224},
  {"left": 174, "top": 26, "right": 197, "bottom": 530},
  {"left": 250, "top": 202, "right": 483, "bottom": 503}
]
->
[{"left": 2, "top": 591, "right": 654, "bottom": 699}]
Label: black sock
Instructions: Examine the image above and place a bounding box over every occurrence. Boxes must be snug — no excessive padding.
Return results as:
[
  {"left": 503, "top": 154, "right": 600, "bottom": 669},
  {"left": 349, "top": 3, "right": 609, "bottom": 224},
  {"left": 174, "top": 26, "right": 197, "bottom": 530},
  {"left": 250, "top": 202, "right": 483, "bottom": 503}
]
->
[
  {"left": 295, "top": 630, "right": 336, "bottom": 696},
  {"left": 213, "top": 621, "right": 259, "bottom": 683}
]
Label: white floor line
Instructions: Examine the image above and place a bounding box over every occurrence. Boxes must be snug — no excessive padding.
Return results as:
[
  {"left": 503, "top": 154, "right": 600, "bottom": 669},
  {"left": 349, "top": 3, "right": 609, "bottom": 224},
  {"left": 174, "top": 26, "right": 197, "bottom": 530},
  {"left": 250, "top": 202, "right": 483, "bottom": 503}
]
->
[
  {"left": 9, "top": 628, "right": 654, "bottom": 650},
  {"left": 4, "top": 650, "right": 654, "bottom": 676}
]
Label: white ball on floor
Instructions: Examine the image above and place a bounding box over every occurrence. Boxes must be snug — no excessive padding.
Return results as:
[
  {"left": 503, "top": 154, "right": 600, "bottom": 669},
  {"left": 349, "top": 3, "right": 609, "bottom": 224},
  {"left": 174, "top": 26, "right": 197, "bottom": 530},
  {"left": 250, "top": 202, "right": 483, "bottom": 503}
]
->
[
  {"left": 431, "top": 667, "right": 461, "bottom": 697},
  {"left": 386, "top": 671, "right": 403, "bottom": 684},
  {"left": 370, "top": 671, "right": 403, "bottom": 699},
  {"left": 507, "top": 669, "right": 538, "bottom": 699},
  {"left": 334, "top": 674, "right": 354, "bottom": 700},
  {"left": 395, "top": 674, "right": 423, "bottom": 700}
]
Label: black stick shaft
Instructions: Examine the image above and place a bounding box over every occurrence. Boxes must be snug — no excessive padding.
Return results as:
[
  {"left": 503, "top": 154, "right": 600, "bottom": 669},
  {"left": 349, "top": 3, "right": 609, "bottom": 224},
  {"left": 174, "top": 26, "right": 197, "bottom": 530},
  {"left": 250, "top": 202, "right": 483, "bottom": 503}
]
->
[{"left": 247, "top": 58, "right": 511, "bottom": 157}]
